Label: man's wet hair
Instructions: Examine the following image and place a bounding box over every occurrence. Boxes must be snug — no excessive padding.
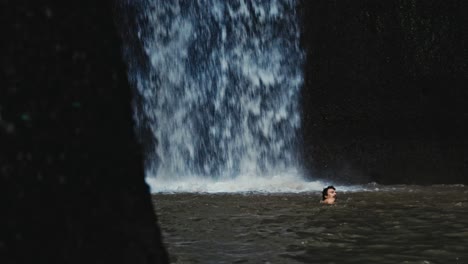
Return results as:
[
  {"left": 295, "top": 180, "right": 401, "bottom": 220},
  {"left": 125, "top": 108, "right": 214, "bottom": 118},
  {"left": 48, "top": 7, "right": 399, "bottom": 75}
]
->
[{"left": 322, "top": 186, "right": 336, "bottom": 200}]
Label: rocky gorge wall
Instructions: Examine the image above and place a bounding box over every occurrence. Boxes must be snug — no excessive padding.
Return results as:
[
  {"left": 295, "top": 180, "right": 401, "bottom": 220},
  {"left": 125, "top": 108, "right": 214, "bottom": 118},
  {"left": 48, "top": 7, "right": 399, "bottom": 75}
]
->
[
  {"left": 2, "top": 1, "right": 168, "bottom": 263},
  {"left": 299, "top": 0, "right": 468, "bottom": 184}
]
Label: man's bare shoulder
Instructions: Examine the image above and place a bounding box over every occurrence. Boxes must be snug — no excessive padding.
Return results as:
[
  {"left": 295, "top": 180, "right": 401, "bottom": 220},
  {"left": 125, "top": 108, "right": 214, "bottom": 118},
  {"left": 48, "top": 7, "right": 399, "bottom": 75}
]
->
[{"left": 320, "top": 198, "right": 335, "bottom": 205}]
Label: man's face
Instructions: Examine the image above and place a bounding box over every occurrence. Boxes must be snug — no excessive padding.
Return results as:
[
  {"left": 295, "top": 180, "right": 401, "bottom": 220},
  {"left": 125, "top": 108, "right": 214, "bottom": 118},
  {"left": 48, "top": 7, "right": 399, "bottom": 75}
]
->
[{"left": 326, "top": 188, "right": 337, "bottom": 199}]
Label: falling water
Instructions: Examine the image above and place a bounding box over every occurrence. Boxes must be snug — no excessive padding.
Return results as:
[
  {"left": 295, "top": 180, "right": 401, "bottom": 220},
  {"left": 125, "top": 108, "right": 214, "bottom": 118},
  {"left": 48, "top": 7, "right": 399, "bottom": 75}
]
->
[{"left": 123, "top": 0, "right": 319, "bottom": 192}]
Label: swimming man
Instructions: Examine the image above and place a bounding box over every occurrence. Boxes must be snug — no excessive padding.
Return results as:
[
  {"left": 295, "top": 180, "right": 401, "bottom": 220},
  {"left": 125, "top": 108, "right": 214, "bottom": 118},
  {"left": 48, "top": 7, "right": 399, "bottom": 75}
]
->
[{"left": 321, "top": 185, "right": 337, "bottom": 204}]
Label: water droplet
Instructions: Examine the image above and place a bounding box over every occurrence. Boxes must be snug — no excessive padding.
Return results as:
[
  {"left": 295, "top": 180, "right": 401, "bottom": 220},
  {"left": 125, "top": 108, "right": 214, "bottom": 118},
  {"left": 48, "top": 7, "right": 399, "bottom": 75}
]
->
[
  {"left": 20, "top": 113, "right": 30, "bottom": 121},
  {"left": 44, "top": 7, "right": 53, "bottom": 18}
]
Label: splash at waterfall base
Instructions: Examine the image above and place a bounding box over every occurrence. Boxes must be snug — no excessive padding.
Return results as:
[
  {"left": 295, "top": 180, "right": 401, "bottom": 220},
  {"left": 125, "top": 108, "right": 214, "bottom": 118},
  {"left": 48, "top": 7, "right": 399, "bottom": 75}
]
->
[
  {"left": 154, "top": 185, "right": 468, "bottom": 263},
  {"left": 146, "top": 170, "right": 324, "bottom": 193}
]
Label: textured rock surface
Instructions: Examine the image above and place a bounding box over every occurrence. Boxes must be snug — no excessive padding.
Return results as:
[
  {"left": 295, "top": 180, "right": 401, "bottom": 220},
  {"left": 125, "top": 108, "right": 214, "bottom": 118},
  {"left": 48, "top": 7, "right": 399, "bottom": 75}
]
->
[
  {"left": 299, "top": 0, "right": 468, "bottom": 184},
  {"left": 1, "top": 1, "right": 168, "bottom": 263}
]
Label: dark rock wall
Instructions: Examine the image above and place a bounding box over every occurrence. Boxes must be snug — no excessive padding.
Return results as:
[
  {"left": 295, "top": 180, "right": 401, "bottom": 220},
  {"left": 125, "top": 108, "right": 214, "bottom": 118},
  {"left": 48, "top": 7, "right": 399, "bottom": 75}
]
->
[
  {"left": 113, "top": 1, "right": 160, "bottom": 175},
  {"left": 299, "top": 0, "right": 468, "bottom": 184},
  {"left": 2, "top": 1, "right": 168, "bottom": 263}
]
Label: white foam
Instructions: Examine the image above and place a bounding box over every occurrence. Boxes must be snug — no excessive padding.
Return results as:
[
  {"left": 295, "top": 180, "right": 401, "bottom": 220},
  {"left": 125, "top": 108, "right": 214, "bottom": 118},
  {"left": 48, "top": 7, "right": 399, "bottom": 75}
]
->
[
  {"left": 144, "top": 168, "right": 365, "bottom": 193},
  {"left": 146, "top": 175, "right": 370, "bottom": 194},
  {"left": 146, "top": 172, "right": 323, "bottom": 193}
]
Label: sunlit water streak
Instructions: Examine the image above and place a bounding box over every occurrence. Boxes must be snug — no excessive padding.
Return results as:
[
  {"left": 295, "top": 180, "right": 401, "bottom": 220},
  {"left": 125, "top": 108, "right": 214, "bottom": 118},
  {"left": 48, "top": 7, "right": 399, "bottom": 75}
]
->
[
  {"left": 125, "top": 0, "right": 306, "bottom": 192},
  {"left": 153, "top": 185, "right": 468, "bottom": 263}
]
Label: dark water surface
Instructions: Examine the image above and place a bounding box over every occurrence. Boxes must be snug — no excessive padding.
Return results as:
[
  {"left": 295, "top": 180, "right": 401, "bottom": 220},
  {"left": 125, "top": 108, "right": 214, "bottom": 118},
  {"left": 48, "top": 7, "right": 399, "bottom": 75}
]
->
[{"left": 152, "top": 185, "right": 468, "bottom": 263}]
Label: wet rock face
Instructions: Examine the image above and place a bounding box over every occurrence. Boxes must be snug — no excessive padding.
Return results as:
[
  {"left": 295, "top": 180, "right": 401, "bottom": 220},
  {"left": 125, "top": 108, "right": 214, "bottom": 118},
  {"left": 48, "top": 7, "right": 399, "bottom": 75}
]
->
[
  {"left": 299, "top": 0, "right": 468, "bottom": 184},
  {"left": 2, "top": 1, "right": 168, "bottom": 263}
]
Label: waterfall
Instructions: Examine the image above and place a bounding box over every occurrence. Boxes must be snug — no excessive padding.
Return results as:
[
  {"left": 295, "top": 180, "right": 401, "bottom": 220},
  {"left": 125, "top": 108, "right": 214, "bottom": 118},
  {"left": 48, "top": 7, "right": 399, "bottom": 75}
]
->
[{"left": 122, "top": 0, "right": 320, "bottom": 192}]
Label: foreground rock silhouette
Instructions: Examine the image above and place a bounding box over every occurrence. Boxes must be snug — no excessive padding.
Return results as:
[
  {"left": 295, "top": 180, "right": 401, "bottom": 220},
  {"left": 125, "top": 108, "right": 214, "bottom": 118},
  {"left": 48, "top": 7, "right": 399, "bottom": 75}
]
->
[{"left": 2, "top": 1, "right": 168, "bottom": 263}]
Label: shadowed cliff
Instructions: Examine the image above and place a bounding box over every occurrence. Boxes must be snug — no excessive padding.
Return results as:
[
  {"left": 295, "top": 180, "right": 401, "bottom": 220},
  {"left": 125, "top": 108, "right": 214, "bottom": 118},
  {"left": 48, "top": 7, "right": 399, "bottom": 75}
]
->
[
  {"left": 1, "top": 1, "right": 168, "bottom": 263},
  {"left": 299, "top": 0, "right": 468, "bottom": 184}
]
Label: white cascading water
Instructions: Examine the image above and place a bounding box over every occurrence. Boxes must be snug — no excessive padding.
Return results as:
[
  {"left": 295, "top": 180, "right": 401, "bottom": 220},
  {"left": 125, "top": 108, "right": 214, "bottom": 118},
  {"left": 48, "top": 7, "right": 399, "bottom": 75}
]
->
[{"left": 126, "top": 0, "right": 325, "bottom": 192}]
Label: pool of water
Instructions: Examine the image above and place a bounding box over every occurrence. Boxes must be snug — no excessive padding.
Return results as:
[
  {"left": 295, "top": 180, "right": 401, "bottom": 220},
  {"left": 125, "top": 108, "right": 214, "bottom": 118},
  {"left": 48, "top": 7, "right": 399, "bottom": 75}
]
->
[{"left": 152, "top": 185, "right": 468, "bottom": 263}]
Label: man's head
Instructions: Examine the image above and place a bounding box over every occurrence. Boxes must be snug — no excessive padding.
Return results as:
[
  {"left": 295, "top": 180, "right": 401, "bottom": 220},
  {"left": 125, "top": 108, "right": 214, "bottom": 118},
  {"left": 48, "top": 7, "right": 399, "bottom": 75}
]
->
[{"left": 322, "top": 186, "right": 336, "bottom": 200}]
